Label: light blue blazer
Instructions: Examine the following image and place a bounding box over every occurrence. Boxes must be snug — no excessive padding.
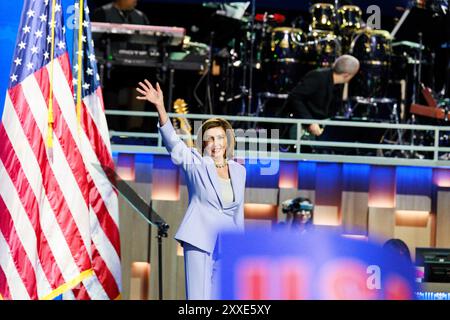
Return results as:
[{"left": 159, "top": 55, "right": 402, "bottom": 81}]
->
[{"left": 159, "top": 120, "right": 246, "bottom": 254}]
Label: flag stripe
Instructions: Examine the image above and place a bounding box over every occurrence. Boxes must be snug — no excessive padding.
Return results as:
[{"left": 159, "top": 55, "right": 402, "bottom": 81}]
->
[
  {"left": 90, "top": 208, "right": 122, "bottom": 297},
  {"left": 52, "top": 54, "right": 121, "bottom": 298},
  {"left": 59, "top": 54, "right": 114, "bottom": 170},
  {"left": 0, "top": 197, "right": 38, "bottom": 299},
  {"left": 0, "top": 134, "right": 62, "bottom": 296},
  {"left": 90, "top": 242, "right": 120, "bottom": 299},
  {"left": 83, "top": 89, "right": 112, "bottom": 155},
  {"left": 32, "top": 65, "right": 93, "bottom": 254},
  {"left": 0, "top": 232, "right": 30, "bottom": 300},
  {"left": 54, "top": 57, "right": 119, "bottom": 228},
  {"left": 59, "top": 56, "right": 122, "bottom": 299},
  {"left": 0, "top": 94, "right": 88, "bottom": 290},
  {"left": 0, "top": 266, "right": 11, "bottom": 300},
  {"left": 71, "top": 281, "right": 90, "bottom": 300},
  {"left": 24, "top": 66, "right": 110, "bottom": 300},
  {"left": 81, "top": 271, "right": 109, "bottom": 300},
  {"left": 7, "top": 83, "right": 92, "bottom": 274},
  {"left": 1, "top": 0, "right": 122, "bottom": 299},
  {"left": 55, "top": 56, "right": 122, "bottom": 296},
  {"left": 53, "top": 56, "right": 120, "bottom": 242},
  {"left": 0, "top": 96, "right": 60, "bottom": 298},
  {"left": 47, "top": 61, "right": 121, "bottom": 299},
  {"left": 81, "top": 95, "right": 117, "bottom": 185}
]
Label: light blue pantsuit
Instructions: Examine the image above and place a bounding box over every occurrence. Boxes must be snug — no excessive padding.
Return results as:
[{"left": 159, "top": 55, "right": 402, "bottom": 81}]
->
[
  {"left": 183, "top": 242, "right": 221, "bottom": 300},
  {"left": 158, "top": 120, "right": 246, "bottom": 300}
]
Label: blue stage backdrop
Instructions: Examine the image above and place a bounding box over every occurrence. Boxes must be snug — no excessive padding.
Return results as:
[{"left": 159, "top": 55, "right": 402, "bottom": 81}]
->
[
  {"left": 0, "top": 2, "right": 22, "bottom": 119},
  {"left": 0, "top": 0, "right": 75, "bottom": 120}
]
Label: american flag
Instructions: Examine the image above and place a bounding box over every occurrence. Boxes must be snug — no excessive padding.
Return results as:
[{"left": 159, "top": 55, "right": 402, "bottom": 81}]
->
[{"left": 0, "top": 0, "right": 121, "bottom": 300}]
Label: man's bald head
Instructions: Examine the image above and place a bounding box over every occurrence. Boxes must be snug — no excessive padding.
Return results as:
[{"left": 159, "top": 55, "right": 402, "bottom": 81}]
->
[{"left": 332, "top": 55, "right": 360, "bottom": 84}]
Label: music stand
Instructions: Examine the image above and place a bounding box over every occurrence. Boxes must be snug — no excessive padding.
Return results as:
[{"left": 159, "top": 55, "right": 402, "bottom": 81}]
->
[{"left": 92, "top": 164, "right": 169, "bottom": 301}]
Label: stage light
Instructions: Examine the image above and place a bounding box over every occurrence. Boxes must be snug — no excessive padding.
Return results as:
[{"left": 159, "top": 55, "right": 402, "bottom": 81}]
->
[
  {"left": 279, "top": 161, "right": 298, "bottom": 189},
  {"left": 116, "top": 153, "right": 135, "bottom": 181},
  {"left": 433, "top": 168, "right": 450, "bottom": 187},
  {"left": 130, "top": 262, "right": 150, "bottom": 300},
  {"left": 395, "top": 210, "right": 429, "bottom": 227},
  {"left": 244, "top": 204, "right": 278, "bottom": 220}
]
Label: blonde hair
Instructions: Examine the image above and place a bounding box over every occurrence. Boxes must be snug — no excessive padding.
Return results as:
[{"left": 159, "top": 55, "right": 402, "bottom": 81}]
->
[{"left": 195, "top": 118, "right": 235, "bottom": 160}]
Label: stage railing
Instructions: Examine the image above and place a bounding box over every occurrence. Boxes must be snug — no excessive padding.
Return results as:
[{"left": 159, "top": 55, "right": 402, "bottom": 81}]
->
[{"left": 106, "top": 110, "right": 450, "bottom": 167}]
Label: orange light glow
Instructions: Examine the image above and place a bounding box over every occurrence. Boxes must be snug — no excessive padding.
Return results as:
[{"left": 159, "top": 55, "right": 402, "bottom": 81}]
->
[
  {"left": 151, "top": 187, "right": 180, "bottom": 201},
  {"left": 177, "top": 242, "right": 184, "bottom": 257},
  {"left": 395, "top": 210, "right": 429, "bottom": 227},
  {"left": 433, "top": 168, "right": 450, "bottom": 187},
  {"left": 244, "top": 204, "right": 278, "bottom": 220},
  {"left": 131, "top": 262, "right": 151, "bottom": 278},
  {"left": 279, "top": 162, "right": 298, "bottom": 189},
  {"left": 151, "top": 168, "right": 180, "bottom": 201},
  {"left": 116, "top": 153, "right": 135, "bottom": 181},
  {"left": 368, "top": 195, "right": 396, "bottom": 208},
  {"left": 130, "top": 262, "right": 150, "bottom": 300},
  {"left": 313, "top": 216, "right": 340, "bottom": 226},
  {"left": 368, "top": 166, "right": 396, "bottom": 208}
]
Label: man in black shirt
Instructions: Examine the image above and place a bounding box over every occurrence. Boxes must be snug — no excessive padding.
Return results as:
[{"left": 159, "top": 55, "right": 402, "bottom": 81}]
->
[
  {"left": 92, "top": 0, "right": 149, "bottom": 25},
  {"left": 283, "top": 54, "right": 360, "bottom": 136}
]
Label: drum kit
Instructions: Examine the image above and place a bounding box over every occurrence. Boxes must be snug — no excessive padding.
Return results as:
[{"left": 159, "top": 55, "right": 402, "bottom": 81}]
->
[{"left": 221, "top": 2, "right": 398, "bottom": 123}]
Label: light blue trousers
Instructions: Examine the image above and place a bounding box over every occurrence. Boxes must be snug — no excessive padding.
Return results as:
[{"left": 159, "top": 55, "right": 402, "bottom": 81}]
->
[{"left": 183, "top": 242, "right": 220, "bottom": 300}]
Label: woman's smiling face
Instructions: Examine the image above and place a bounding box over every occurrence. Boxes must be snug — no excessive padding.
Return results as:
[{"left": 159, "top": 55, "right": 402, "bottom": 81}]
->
[{"left": 203, "top": 126, "right": 227, "bottom": 161}]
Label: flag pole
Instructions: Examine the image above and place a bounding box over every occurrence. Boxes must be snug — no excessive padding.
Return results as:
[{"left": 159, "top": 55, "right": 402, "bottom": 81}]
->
[
  {"left": 47, "top": 0, "right": 58, "bottom": 161},
  {"left": 76, "top": 0, "right": 85, "bottom": 131}
]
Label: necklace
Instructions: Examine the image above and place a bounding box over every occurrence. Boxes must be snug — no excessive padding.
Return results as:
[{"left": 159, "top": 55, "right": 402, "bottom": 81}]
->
[{"left": 214, "top": 161, "right": 227, "bottom": 168}]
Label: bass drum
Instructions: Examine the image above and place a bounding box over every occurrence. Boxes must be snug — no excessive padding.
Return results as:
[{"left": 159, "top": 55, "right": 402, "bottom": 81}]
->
[
  {"left": 263, "top": 27, "right": 308, "bottom": 93},
  {"left": 349, "top": 28, "right": 393, "bottom": 98}
]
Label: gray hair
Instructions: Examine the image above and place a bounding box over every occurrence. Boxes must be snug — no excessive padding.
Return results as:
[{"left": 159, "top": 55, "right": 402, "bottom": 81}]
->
[{"left": 332, "top": 55, "right": 360, "bottom": 75}]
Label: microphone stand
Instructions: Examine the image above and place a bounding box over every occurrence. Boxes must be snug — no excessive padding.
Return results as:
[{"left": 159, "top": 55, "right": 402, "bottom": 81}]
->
[
  {"left": 246, "top": 0, "right": 256, "bottom": 116},
  {"left": 156, "top": 219, "right": 169, "bottom": 300}
]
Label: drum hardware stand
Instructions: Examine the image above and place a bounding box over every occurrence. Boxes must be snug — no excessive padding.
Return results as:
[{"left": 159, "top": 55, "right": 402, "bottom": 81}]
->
[
  {"left": 343, "top": 99, "right": 354, "bottom": 118},
  {"left": 334, "top": 0, "right": 340, "bottom": 11},
  {"left": 235, "top": 0, "right": 256, "bottom": 121},
  {"left": 156, "top": 219, "right": 169, "bottom": 301},
  {"left": 205, "top": 31, "right": 214, "bottom": 114},
  {"left": 378, "top": 101, "right": 408, "bottom": 158},
  {"left": 252, "top": 92, "right": 289, "bottom": 128},
  {"left": 441, "top": 102, "right": 449, "bottom": 160},
  {"left": 404, "top": 33, "right": 425, "bottom": 159},
  {"left": 249, "top": 0, "right": 260, "bottom": 116},
  {"left": 411, "top": 33, "right": 424, "bottom": 105}
]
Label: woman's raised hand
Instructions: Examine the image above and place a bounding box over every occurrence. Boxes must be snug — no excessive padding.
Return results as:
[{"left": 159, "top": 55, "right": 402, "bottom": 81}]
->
[{"left": 136, "top": 80, "right": 164, "bottom": 109}]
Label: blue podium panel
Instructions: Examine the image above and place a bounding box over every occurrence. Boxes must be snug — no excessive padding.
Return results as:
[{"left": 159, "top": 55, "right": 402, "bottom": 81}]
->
[{"left": 219, "top": 229, "right": 417, "bottom": 300}]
